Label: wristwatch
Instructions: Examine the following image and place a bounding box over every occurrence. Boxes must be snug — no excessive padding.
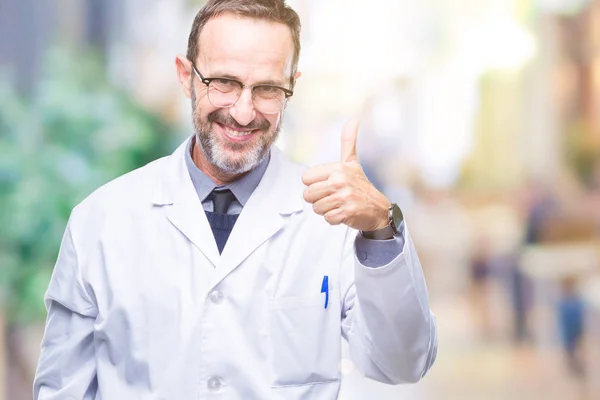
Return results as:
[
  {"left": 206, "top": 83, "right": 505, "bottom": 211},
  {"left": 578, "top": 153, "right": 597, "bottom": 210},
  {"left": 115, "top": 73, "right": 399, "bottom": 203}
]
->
[{"left": 361, "top": 203, "right": 403, "bottom": 240}]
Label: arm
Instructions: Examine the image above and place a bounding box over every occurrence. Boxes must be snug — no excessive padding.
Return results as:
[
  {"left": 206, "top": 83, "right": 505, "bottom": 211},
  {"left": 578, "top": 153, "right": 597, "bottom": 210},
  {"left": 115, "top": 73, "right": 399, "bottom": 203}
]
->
[
  {"left": 34, "top": 216, "right": 98, "bottom": 399},
  {"left": 341, "top": 223, "right": 437, "bottom": 384},
  {"left": 302, "top": 119, "right": 437, "bottom": 383}
]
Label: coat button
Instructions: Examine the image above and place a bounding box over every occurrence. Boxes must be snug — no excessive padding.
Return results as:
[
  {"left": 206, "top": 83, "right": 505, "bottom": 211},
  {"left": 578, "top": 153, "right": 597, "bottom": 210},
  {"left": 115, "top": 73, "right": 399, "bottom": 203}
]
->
[
  {"left": 207, "top": 376, "right": 222, "bottom": 392},
  {"left": 209, "top": 290, "right": 224, "bottom": 304}
]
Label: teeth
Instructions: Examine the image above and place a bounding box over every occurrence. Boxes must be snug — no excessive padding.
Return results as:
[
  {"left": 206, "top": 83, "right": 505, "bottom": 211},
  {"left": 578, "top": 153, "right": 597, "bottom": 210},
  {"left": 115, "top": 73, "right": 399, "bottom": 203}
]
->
[{"left": 225, "top": 127, "right": 253, "bottom": 137}]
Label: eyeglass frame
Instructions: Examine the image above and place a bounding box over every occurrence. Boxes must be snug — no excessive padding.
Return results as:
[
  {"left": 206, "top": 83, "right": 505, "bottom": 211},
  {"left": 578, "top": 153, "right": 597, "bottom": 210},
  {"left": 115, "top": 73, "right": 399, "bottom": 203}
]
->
[{"left": 190, "top": 62, "right": 294, "bottom": 113}]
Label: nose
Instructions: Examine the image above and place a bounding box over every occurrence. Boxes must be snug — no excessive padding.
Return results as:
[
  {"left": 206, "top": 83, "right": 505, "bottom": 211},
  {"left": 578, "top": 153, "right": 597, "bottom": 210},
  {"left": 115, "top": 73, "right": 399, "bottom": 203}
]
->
[{"left": 229, "top": 87, "right": 257, "bottom": 127}]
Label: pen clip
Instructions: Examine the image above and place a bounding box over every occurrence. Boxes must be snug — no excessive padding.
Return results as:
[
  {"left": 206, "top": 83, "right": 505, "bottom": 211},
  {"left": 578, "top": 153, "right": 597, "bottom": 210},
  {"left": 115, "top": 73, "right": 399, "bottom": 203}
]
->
[{"left": 321, "top": 275, "right": 329, "bottom": 309}]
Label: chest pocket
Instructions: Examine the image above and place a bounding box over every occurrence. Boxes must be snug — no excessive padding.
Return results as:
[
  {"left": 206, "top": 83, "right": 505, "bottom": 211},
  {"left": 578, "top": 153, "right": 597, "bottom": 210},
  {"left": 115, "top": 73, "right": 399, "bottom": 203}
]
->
[{"left": 267, "top": 289, "right": 341, "bottom": 387}]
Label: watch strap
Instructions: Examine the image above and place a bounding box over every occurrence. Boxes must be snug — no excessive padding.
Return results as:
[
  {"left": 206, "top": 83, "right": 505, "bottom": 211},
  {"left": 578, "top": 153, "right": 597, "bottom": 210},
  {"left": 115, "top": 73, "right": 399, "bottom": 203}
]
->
[
  {"left": 360, "top": 225, "right": 395, "bottom": 240},
  {"left": 360, "top": 203, "right": 402, "bottom": 240}
]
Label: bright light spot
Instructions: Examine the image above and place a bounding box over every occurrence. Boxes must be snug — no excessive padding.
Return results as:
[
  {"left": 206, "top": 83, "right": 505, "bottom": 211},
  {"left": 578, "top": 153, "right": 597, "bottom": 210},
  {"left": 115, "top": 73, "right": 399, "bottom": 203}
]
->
[
  {"left": 339, "top": 358, "right": 356, "bottom": 375},
  {"left": 465, "top": 15, "right": 537, "bottom": 72}
]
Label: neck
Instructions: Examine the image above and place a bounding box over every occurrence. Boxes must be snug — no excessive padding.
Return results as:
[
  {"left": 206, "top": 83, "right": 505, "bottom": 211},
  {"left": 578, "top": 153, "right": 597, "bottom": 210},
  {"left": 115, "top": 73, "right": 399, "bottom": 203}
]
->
[{"left": 192, "top": 140, "right": 244, "bottom": 186}]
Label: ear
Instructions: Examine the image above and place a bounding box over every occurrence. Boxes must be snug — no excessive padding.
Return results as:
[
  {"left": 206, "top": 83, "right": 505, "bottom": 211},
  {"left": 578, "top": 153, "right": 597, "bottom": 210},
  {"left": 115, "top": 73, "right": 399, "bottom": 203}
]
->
[
  {"left": 285, "top": 70, "right": 302, "bottom": 108},
  {"left": 293, "top": 70, "right": 302, "bottom": 86},
  {"left": 175, "top": 55, "right": 193, "bottom": 99}
]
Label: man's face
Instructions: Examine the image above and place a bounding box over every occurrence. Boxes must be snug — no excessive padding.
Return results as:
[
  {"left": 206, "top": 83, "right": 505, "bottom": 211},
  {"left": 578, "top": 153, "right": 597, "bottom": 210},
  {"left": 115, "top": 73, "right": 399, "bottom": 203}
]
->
[{"left": 186, "top": 14, "right": 297, "bottom": 176}]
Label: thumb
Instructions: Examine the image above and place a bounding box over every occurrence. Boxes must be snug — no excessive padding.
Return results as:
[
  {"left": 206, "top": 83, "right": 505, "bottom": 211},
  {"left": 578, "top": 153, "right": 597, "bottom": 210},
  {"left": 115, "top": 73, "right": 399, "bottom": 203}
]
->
[{"left": 340, "top": 118, "right": 360, "bottom": 163}]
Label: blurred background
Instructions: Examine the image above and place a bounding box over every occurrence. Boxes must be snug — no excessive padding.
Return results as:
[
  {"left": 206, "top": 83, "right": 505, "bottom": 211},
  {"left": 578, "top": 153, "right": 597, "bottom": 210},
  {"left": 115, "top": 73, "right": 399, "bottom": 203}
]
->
[{"left": 1, "top": 0, "right": 600, "bottom": 399}]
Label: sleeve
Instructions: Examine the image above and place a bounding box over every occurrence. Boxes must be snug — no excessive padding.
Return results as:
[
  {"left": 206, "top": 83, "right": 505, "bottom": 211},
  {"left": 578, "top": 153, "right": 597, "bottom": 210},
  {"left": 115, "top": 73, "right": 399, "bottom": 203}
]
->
[
  {"left": 354, "top": 223, "right": 405, "bottom": 268},
  {"left": 33, "top": 215, "right": 99, "bottom": 399},
  {"left": 340, "top": 222, "right": 438, "bottom": 384}
]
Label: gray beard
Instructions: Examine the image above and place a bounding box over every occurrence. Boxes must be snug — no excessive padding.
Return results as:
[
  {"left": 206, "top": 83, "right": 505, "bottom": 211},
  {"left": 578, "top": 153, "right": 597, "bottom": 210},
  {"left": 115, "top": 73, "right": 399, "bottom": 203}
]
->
[{"left": 191, "top": 88, "right": 280, "bottom": 176}]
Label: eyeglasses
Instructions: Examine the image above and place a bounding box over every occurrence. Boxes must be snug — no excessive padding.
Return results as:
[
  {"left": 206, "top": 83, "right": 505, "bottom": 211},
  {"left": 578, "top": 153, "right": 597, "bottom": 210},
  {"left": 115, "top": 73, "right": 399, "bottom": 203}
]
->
[{"left": 191, "top": 63, "right": 294, "bottom": 115}]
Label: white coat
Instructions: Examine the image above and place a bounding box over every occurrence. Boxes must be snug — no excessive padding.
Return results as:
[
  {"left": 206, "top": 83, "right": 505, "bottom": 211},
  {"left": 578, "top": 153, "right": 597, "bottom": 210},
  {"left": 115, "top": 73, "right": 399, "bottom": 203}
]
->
[{"left": 34, "top": 137, "right": 437, "bottom": 400}]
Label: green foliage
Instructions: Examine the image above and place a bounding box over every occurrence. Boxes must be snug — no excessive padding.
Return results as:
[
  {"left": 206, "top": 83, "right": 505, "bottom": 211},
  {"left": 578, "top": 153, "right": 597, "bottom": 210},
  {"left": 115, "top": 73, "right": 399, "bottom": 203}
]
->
[
  {"left": 0, "top": 48, "right": 177, "bottom": 324},
  {"left": 565, "top": 119, "right": 600, "bottom": 188}
]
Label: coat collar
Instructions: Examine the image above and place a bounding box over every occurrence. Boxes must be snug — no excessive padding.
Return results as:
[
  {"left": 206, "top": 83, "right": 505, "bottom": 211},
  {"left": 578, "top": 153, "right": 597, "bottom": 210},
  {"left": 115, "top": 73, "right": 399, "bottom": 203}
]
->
[
  {"left": 151, "top": 136, "right": 305, "bottom": 280},
  {"left": 152, "top": 137, "right": 304, "bottom": 214}
]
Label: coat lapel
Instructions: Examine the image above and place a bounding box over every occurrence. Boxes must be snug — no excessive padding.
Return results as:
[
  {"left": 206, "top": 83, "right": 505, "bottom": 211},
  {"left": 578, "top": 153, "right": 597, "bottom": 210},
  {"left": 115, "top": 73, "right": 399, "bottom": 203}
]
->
[
  {"left": 212, "top": 148, "right": 305, "bottom": 288},
  {"left": 152, "top": 139, "right": 305, "bottom": 286},
  {"left": 152, "top": 138, "right": 221, "bottom": 268}
]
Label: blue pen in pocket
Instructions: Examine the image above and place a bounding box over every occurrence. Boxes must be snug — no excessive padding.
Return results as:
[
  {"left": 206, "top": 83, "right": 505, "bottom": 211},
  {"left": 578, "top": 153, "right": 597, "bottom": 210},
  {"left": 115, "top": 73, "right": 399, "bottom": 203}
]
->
[{"left": 321, "top": 275, "right": 329, "bottom": 309}]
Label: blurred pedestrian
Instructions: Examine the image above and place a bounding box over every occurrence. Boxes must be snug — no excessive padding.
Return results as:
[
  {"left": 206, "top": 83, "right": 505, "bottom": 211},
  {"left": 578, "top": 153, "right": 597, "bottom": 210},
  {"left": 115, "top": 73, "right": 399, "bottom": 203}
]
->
[
  {"left": 557, "top": 276, "right": 585, "bottom": 377},
  {"left": 469, "top": 237, "right": 493, "bottom": 339}
]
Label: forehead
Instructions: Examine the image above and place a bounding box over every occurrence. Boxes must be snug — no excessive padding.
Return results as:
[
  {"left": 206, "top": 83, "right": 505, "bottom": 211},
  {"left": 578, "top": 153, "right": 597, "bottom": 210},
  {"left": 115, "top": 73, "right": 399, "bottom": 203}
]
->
[{"left": 197, "top": 13, "right": 294, "bottom": 80}]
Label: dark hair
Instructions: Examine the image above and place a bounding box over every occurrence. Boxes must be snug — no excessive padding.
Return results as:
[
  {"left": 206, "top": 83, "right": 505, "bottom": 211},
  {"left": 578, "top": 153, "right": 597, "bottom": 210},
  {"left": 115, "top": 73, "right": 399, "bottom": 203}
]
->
[{"left": 186, "top": 0, "right": 301, "bottom": 86}]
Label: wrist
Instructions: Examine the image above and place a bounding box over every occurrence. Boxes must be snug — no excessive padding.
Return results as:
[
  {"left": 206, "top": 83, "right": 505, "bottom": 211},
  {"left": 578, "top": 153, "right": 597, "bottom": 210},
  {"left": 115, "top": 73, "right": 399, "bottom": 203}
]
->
[
  {"left": 361, "top": 202, "right": 403, "bottom": 240},
  {"left": 375, "top": 201, "right": 391, "bottom": 229}
]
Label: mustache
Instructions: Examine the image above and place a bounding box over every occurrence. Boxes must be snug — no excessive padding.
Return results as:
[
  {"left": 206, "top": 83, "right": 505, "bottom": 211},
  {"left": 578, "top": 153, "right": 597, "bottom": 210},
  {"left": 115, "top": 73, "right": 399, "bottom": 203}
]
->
[{"left": 207, "top": 110, "right": 270, "bottom": 131}]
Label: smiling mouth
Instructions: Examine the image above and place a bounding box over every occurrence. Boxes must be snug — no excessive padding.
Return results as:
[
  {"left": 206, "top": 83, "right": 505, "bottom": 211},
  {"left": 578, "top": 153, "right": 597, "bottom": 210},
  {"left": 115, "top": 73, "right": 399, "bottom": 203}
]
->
[
  {"left": 224, "top": 126, "right": 254, "bottom": 137},
  {"left": 215, "top": 122, "right": 258, "bottom": 143}
]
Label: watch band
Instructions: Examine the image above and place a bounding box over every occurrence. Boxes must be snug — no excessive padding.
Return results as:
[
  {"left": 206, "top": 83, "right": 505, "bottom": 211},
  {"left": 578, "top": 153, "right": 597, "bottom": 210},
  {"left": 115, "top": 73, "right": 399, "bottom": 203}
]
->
[
  {"left": 360, "top": 225, "right": 395, "bottom": 240},
  {"left": 360, "top": 203, "right": 403, "bottom": 240}
]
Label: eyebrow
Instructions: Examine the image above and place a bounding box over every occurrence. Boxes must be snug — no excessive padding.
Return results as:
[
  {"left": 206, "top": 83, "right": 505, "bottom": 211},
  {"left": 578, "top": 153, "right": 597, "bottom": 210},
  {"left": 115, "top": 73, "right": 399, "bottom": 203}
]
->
[{"left": 209, "top": 71, "right": 287, "bottom": 87}]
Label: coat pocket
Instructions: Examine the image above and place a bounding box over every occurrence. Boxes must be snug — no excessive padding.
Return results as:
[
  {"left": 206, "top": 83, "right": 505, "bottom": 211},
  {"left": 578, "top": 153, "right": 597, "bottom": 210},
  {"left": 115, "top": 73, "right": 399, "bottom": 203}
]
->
[{"left": 267, "top": 290, "right": 341, "bottom": 387}]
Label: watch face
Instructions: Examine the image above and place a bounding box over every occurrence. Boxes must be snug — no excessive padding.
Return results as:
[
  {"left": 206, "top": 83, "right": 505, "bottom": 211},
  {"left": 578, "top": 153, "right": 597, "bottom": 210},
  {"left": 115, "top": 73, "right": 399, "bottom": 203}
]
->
[{"left": 390, "top": 203, "right": 403, "bottom": 232}]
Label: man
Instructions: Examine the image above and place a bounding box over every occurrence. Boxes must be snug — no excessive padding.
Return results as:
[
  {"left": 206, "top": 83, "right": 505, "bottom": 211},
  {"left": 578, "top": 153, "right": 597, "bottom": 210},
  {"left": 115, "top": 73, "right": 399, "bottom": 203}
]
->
[{"left": 34, "top": 0, "right": 437, "bottom": 398}]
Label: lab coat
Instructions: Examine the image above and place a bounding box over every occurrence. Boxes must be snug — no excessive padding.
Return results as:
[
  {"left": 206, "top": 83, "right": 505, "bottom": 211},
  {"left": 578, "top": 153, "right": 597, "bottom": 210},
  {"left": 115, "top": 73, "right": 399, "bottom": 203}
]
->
[{"left": 34, "top": 137, "right": 437, "bottom": 399}]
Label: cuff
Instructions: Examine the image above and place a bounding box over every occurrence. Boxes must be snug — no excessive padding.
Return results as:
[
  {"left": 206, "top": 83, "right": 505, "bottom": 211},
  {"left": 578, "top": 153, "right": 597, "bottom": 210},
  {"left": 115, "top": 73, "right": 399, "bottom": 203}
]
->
[{"left": 355, "top": 222, "right": 405, "bottom": 268}]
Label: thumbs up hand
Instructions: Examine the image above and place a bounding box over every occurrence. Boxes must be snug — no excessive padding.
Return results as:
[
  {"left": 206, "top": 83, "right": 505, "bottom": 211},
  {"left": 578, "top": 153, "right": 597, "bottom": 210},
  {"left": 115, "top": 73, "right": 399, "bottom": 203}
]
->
[{"left": 302, "top": 119, "right": 391, "bottom": 231}]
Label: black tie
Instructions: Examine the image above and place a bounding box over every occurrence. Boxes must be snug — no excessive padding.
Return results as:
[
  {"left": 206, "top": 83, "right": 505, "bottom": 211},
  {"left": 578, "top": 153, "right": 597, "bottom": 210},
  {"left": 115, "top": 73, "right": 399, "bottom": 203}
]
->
[{"left": 210, "top": 189, "right": 236, "bottom": 214}]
